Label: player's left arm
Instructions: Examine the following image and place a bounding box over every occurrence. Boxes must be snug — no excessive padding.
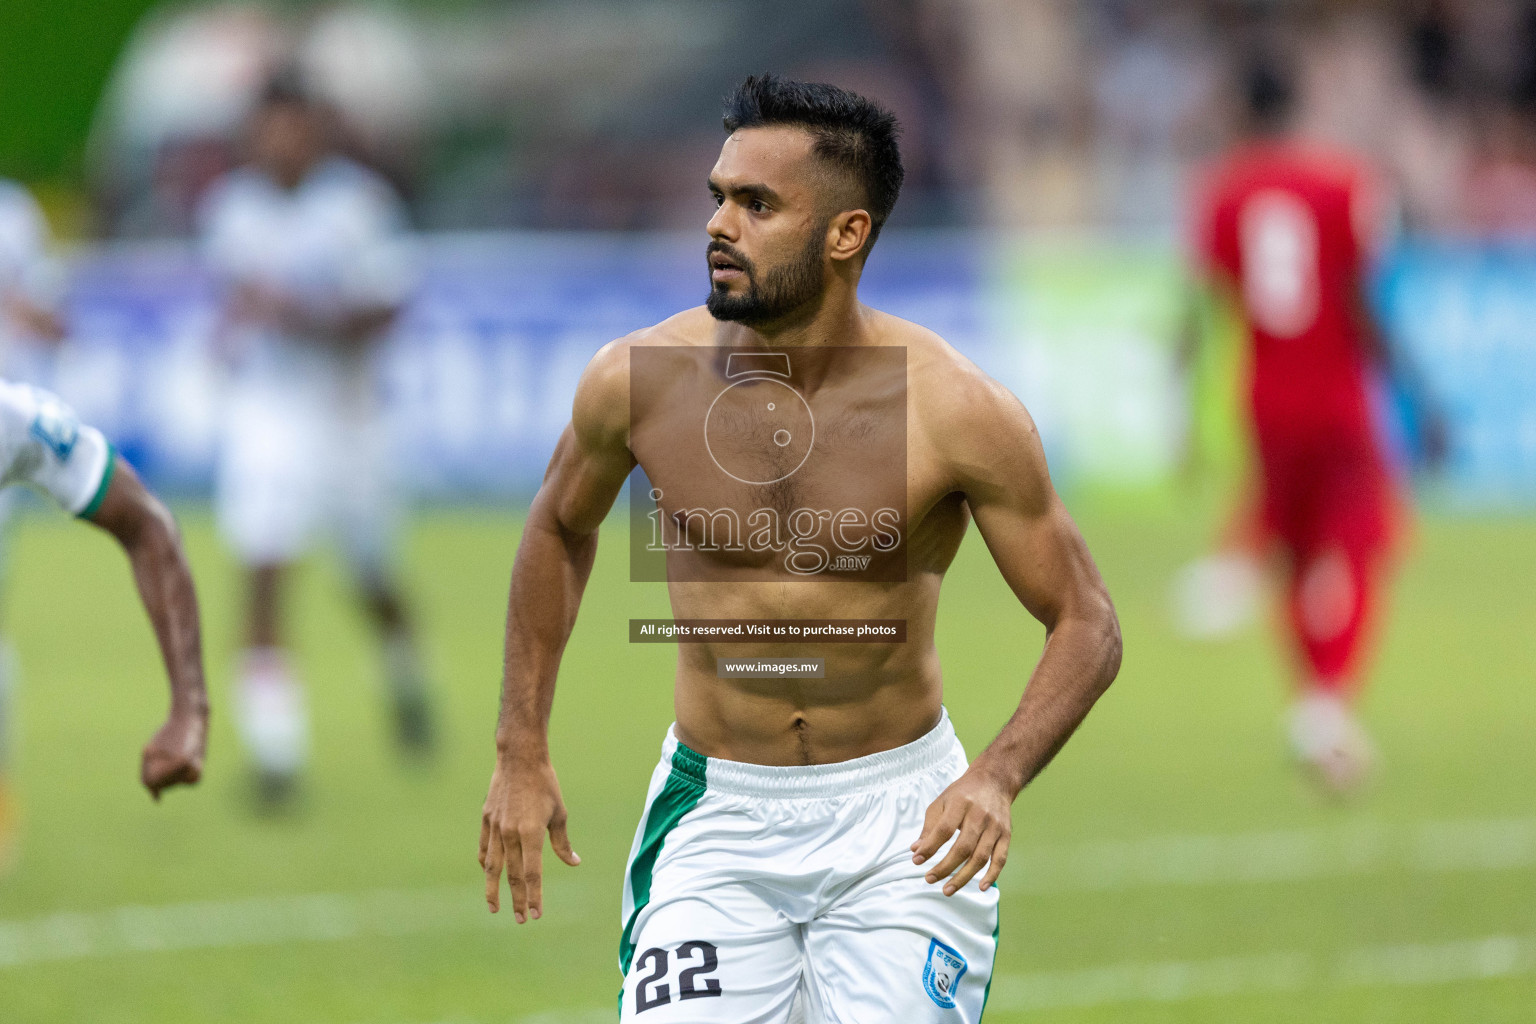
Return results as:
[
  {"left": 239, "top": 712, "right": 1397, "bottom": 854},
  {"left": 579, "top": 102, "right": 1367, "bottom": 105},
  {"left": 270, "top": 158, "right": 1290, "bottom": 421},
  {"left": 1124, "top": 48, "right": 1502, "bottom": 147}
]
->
[
  {"left": 84, "top": 456, "right": 209, "bottom": 799},
  {"left": 911, "top": 372, "right": 1122, "bottom": 895}
]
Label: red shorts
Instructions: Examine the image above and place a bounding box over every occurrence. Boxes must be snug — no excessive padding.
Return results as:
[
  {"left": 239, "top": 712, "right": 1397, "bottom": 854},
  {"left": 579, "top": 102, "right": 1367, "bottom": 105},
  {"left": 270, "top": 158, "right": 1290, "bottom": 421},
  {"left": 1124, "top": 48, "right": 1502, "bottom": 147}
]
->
[
  {"left": 1256, "top": 427, "right": 1399, "bottom": 562},
  {"left": 1256, "top": 426, "right": 1401, "bottom": 688}
]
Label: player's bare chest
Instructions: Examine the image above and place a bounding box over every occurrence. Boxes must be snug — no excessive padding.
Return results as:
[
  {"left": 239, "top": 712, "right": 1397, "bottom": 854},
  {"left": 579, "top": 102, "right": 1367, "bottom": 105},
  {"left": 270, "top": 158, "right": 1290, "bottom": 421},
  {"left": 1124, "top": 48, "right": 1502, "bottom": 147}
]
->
[{"left": 628, "top": 346, "right": 916, "bottom": 581}]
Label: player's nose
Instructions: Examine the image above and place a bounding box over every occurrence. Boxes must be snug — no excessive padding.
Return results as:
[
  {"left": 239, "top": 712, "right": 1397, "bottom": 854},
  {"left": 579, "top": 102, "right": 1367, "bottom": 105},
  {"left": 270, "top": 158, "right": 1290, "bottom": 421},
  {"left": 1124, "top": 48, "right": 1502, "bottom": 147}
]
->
[{"left": 706, "top": 202, "right": 738, "bottom": 242}]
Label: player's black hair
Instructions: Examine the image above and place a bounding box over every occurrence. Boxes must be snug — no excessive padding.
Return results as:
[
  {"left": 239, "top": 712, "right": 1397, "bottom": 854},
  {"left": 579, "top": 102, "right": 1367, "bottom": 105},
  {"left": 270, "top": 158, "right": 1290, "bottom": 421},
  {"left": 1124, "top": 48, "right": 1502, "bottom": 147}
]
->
[
  {"left": 1242, "top": 52, "right": 1295, "bottom": 133},
  {"left": 722, "top": 74, "right": 904, "bottom": 253}
]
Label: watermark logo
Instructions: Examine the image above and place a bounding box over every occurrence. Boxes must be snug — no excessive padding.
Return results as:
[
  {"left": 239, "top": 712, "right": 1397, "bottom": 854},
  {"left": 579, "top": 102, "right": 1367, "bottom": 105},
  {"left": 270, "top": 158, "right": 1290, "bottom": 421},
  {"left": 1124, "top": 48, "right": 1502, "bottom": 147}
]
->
[
  {"left": 628, "top": 346, "right": 906, "bottom": 583},
  {"left": 704, "top": 352, "right": 815, "bottom": 485}
]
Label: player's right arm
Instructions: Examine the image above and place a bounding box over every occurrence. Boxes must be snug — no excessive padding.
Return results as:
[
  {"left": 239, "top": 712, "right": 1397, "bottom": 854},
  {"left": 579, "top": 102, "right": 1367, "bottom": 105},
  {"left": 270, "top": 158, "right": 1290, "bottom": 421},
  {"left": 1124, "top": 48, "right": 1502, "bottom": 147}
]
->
[
  {"left": 480, "top": 339, "right": 636, "bottom": 922},
  {"left": 5, "top": 384, "right": 208, "bottom": 797},
  {"left": 84, "top": 457, "right": 209, "bottom": 799}
]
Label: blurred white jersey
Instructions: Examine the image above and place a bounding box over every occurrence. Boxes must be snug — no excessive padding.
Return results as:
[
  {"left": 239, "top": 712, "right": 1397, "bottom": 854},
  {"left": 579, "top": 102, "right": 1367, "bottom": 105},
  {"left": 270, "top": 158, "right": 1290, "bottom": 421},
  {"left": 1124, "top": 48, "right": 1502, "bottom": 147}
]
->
[
  {"left": 0, "top": 180, "right": 61, "bottom": 362},
  {"left": 199, "top": 158, "right": 415, "bottom": 568},
  {"left": 0, "top": 380, "right": 113, "bottom": 518},
  {"left": 200, "top": 157, "right": 414, "bottom": 389}
]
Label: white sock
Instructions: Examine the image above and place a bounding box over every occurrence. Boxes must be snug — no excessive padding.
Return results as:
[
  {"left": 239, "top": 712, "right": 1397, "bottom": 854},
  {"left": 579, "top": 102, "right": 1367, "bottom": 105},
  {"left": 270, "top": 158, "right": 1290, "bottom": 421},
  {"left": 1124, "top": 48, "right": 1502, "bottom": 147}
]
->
[
  {"left": 1287, "top": 689, "right": 1373, "bottom": 765},
  {"left": 1172, "top": 552, "right": 1265, "bottom": 639},
  {"left": 236, "top": 647, "right": 309, "bottom": 777}
]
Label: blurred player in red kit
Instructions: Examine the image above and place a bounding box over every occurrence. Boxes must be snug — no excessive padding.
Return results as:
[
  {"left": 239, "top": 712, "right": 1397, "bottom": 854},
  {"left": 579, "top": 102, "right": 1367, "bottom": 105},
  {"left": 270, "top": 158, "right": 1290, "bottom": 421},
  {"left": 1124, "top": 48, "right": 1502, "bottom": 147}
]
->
[{"left": 1184, "top": 52, "right": 1444, "bottom": 793}]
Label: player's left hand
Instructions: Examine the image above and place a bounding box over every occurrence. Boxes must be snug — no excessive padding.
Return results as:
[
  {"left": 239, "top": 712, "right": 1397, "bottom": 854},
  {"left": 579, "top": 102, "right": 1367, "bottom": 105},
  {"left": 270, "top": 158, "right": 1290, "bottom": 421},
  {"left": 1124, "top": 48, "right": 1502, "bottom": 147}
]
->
[
  {"left": 911, "top": 764, "right": 1014, "bottom": 895},
  {"left": 140, "top": 707, "right": 208, "bottom": 800}
]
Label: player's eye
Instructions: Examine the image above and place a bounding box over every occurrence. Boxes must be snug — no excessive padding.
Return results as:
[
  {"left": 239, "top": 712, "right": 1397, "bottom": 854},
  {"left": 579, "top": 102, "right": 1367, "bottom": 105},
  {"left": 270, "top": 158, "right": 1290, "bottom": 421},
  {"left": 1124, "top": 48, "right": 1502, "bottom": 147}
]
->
[
  {"left": 749, "top": 199, "right": 768, "bottom": 213},
  {"left": 711, "top": 193, "right": 724, "bottom": 208}
]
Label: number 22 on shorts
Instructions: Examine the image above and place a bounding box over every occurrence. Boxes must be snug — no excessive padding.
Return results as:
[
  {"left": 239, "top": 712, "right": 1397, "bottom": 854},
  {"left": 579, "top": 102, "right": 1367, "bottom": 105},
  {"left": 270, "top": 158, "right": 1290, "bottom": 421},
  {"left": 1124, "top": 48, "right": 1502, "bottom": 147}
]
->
[{"left": 634, "top": 940, "right": 724, "bottom": 1013}]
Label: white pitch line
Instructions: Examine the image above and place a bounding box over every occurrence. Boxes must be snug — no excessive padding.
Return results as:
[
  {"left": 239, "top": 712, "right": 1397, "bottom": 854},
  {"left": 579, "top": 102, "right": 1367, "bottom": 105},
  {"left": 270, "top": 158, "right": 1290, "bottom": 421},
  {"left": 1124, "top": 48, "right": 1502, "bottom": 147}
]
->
[
  {"left": 0, "top": 885, "right": 593, "bottom": 970},
  {"left": 0, "top": 816, "right": 1531, "bottom": 972},
  {"left": 989, "top": 933, "right": 1536, "bottom": 1012}
]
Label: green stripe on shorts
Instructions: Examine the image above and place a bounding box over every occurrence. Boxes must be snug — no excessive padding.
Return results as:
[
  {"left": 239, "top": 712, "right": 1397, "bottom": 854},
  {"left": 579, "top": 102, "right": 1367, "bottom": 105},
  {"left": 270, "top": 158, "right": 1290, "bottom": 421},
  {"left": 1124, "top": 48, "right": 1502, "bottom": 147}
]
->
[
  {"left": 617, "top": 742, "right": 707, "bottom": 975},
  {"left": 980, "top": 888, "right": 1000, "bottom": 1021}
]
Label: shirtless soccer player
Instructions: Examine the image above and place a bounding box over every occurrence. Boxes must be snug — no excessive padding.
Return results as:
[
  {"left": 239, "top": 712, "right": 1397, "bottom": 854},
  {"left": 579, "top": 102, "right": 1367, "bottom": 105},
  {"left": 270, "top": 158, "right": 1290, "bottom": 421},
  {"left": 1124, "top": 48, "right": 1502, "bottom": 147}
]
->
[
  {"left": 0, "top": 380, "right": 207, "bottom": 864},
  {"left": 480, "top": 76, "right": 1122, "bottom": 1022}
]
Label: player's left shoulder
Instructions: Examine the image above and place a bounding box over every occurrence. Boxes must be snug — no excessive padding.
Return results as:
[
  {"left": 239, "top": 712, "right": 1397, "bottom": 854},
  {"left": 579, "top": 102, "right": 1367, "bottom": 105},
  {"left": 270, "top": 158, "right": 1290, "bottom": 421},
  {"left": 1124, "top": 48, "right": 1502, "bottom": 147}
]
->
[
  {"left": 868, "top": 310, "right": 1040, "bottom": 473},
  {"left": 875, "top": 313, "right": 1029, "bottom": 436}
]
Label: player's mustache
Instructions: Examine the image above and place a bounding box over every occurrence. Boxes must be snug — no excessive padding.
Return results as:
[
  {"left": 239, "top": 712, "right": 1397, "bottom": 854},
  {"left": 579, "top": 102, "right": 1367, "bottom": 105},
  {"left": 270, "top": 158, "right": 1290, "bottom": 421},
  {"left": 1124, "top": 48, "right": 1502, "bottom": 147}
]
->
[{"left": 707, "top": 241, "right": 756, "bottom": 277}]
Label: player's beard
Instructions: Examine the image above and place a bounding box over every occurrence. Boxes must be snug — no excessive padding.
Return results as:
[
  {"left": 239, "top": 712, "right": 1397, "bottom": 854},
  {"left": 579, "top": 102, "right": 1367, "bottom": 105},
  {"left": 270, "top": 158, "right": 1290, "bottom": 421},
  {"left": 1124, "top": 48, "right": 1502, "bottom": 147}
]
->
[{"left": 705, "top": 229, "right": 826, "bottom": 326}]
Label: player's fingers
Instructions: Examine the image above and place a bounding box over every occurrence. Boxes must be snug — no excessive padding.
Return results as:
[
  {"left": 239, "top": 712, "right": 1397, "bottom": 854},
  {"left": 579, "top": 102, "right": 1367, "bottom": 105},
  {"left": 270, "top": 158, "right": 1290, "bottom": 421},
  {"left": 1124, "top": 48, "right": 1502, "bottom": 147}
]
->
[
  {"left": 924, "top": 811, "right": 983, "bottom": 884},
  {"left": 481, "top": 828, "right": 504, "bottom": 913},
  {"left": 912, "top": 802, "right": 964, "bottom": 864},
  {"left": 944, "top": 824, "right": 1002, "bottom": 896},
  {"left": 979, "top": 834, "right": 1011, "bottom": 892},
  {"left": 911, "top": 795, "right": 946, "bottom": 852},
  {"left": 519, "top": 827, "right": 546, "bottom": 921},
  {"left": 502, "top": 828, "right": 529, "bottom": 923},
  {"left": 141, "top": 749, "right": 179, "bottom": 800},
  {"left": 140, "top": 751, "right": 161, "bottom": 801},
  {"left": 147, "top": 755, "right": 200, "bottom": 797},
  {"left": 549, "top": 814, "right": 581, "bottom": 867},
  {"left": 478, "top": 816, "right": 492, "bottom": 871}
]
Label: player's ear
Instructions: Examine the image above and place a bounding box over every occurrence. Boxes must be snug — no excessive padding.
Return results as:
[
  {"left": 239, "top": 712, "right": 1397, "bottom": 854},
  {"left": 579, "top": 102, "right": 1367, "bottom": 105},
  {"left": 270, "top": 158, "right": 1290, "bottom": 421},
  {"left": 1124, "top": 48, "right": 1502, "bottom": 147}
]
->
[{"left": 827, "top": 209, "right": 872, "bottom": 263}]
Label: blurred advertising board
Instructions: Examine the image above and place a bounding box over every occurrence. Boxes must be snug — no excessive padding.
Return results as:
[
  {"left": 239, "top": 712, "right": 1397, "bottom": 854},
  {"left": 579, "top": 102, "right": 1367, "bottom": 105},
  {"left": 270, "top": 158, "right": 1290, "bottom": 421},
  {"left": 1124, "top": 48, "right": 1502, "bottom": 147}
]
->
[
  {"left": 1376, "top": 243, "right": 1536, "bottom": 506},
  {"left": 15, "top": 234, "right": 1535, "bottom": 505}
]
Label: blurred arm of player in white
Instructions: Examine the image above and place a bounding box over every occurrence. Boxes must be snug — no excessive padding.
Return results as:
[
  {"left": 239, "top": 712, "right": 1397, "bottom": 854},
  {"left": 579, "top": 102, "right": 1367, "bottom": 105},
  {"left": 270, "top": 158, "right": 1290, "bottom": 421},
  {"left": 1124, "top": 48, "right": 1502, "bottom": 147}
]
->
[
  {"left": 7, "top": 386, "right": 208, "bottom": 797},
  {"left": 246, "top": 182, "right": 411, "bottom": 349},
  {"left": 200, "top": 170, "right": 413, "bottom": 360},
  {"left": 0, "top": 183, "right": 66, "bottom": 345}
]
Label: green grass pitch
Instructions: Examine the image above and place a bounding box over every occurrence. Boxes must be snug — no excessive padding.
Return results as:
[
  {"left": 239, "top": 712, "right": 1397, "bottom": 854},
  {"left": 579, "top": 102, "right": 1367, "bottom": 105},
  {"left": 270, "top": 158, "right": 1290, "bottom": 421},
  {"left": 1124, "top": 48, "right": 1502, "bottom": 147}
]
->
[{"left": 0, "top": 495, "right": 1532, "bottom": 1023}]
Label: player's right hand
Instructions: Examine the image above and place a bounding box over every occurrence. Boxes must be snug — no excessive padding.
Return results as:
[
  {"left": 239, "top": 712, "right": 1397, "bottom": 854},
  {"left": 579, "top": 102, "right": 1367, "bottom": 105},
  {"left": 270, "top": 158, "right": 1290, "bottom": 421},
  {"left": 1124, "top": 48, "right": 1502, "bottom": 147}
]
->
[
  {"left": 480, "top": 757, "right": 580, "bottom": 922},
  {"left": 140, "top": 706, "right": 207, "bottom": 800}
]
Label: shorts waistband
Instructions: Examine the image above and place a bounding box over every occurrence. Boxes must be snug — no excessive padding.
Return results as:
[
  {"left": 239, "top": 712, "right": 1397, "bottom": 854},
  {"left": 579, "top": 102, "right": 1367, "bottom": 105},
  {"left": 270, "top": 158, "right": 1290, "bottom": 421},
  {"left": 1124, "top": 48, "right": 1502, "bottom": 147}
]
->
[{"left": 661, "top": 708, "right": 960, "bottom": 799}]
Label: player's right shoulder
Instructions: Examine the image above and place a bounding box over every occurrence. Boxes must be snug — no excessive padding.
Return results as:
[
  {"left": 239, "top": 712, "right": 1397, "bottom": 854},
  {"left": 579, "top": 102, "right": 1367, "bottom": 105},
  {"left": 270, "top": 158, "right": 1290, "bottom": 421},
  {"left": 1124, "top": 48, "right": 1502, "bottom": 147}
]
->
[{"left": 573, "top": 308, "right": 713, "bottom": 448}]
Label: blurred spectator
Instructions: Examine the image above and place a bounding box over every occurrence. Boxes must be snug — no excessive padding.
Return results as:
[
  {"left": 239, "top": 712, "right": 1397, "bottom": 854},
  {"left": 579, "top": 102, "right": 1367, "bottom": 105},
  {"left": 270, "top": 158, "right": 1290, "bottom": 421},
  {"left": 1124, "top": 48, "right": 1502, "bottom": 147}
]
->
[{"left": 76, "top": 0, "right": 1536, "bottom": 240}]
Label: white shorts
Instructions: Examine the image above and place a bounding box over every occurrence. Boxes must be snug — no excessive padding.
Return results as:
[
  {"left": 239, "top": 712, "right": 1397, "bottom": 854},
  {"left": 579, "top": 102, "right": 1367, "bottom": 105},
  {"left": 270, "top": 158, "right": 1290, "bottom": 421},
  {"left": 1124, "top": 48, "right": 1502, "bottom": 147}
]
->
[
  {"left": 618, "top": 709, "right": 1000, "bottom": 1023},
  {"left": 215, "top": 377, "right": 397, "bottom": 573}
]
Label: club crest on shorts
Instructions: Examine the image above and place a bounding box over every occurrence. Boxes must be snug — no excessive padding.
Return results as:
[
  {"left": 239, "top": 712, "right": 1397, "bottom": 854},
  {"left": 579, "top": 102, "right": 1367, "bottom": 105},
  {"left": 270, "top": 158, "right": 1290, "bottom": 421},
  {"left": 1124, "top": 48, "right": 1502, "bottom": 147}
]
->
[{"left": 922, "top": 937, "right": 967, "bottom": 1009}]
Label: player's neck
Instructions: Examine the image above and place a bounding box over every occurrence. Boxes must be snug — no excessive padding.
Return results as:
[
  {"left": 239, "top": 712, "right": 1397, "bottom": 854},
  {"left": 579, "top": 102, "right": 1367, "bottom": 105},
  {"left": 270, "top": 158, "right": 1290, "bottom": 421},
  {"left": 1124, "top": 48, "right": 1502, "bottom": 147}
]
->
[{"left": 712, "top": 280, "right": 867, "bottom": 349}]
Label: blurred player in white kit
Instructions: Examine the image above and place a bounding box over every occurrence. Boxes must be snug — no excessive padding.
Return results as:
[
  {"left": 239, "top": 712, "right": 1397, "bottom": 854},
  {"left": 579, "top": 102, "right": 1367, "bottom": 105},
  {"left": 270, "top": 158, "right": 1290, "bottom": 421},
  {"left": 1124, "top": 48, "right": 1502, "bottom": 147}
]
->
[
  {"left": 200, "top": 72, "right": 433, "bottom": 803},
  {"left": 0, "top": 179, "right": 68, "bottom": 844}
]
